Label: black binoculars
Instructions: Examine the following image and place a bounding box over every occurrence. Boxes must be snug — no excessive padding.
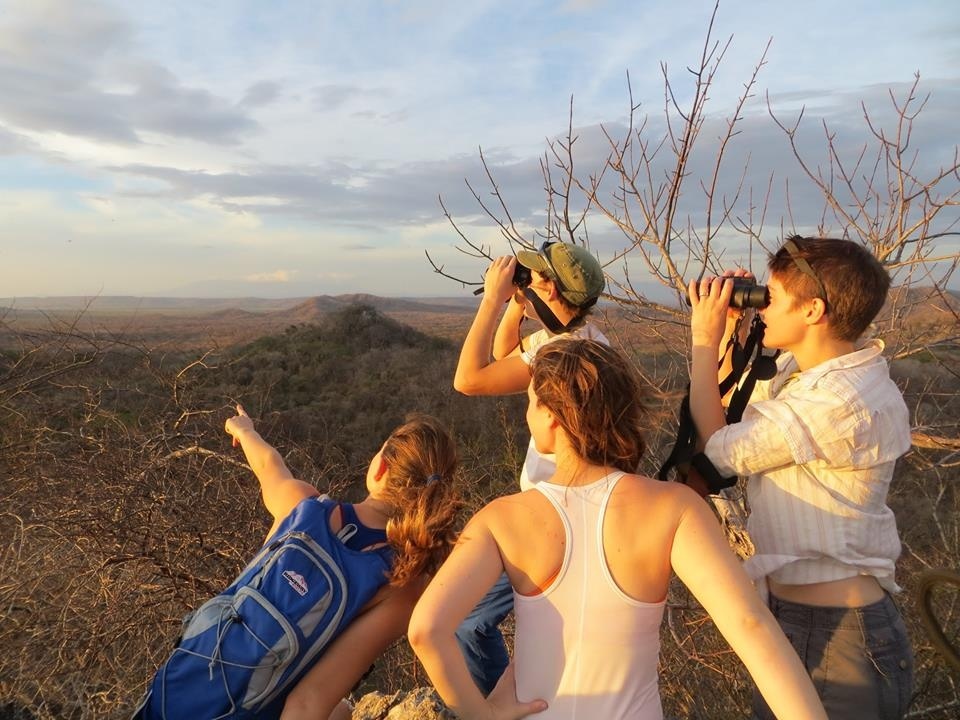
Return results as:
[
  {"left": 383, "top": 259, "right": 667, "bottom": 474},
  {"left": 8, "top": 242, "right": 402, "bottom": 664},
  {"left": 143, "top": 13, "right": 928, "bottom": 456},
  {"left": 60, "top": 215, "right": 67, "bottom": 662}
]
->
[
  {"left": 511, "top": 264, "right": 532, "bottom": 289},
  {"left": 473, "top": 262, "right": 533, "bottom": 296},
  {"left": 687, "top": 277, "right": 769, "bottom": 309}
]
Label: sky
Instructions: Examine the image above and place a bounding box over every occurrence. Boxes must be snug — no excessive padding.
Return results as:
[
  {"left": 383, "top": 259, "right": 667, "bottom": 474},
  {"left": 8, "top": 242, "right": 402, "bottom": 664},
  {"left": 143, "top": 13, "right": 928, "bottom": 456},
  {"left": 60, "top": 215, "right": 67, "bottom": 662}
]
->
[{"left": 0, "top": 0, "right": 957, "bottom": 299}]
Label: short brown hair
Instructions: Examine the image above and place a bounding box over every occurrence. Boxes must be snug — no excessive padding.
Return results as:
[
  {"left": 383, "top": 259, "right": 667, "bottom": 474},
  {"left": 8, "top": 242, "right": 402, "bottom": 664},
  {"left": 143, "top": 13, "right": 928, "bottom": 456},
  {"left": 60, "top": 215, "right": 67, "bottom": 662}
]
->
[
  {"left": 769, "top": 235, "right": 890, "bottom": 341},
  {"left": 530, "top": 338, "right": 648, "bottom": 473}
]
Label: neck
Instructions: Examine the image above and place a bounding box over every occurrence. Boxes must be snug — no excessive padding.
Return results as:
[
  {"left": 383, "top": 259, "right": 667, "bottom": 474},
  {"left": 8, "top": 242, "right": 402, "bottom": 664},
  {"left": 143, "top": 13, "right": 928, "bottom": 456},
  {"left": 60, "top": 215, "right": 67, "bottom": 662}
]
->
[
  {"left": 789, "top": 332, "right": 856, "bottom": 371},
  {"left": 353, "top": 496, "right": 393, "bottom": 529},
  {"left": 527, "top": 289, "right": 582, "bottom": 336},
  {"left": 551, "top": 444, "right": 614, "bottom": 486}
]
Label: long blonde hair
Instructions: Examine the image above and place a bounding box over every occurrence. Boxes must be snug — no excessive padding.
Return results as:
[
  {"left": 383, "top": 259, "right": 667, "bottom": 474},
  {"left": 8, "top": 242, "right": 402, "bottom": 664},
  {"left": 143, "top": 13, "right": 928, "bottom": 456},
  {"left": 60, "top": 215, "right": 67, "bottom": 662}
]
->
[{"left": 377, "top": 414, "right": 461, "bottom": 587}]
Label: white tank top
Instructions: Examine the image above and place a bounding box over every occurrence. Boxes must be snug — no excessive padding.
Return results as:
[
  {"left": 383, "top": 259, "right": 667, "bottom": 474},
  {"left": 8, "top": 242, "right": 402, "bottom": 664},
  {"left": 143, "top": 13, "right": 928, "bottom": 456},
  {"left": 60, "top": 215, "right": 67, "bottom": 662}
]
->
[{"left": 513, "top": 472, "right": 666, "bottom": 720}]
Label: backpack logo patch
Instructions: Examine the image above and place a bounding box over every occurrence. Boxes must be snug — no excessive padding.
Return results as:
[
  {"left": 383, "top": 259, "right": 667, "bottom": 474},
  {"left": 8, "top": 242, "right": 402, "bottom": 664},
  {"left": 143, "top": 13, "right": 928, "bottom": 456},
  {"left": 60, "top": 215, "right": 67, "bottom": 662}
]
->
[{"left": 282, "top": 570, "right": 309, "bottom": 596}]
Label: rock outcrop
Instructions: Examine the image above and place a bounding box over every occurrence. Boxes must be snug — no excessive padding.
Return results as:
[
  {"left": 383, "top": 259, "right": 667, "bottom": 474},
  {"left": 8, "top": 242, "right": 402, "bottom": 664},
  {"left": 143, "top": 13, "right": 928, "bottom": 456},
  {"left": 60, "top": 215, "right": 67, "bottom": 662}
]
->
[{"left": 352, "top": 687, "right": 455, "bottom": 720}]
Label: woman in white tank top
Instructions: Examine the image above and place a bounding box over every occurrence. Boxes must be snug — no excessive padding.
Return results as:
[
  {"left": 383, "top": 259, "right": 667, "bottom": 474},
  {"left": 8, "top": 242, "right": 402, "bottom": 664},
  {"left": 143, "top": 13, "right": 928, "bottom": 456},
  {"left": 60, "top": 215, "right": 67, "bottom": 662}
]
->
[{"left": 410, "top": 339, "right": 826, "bottom": 720}]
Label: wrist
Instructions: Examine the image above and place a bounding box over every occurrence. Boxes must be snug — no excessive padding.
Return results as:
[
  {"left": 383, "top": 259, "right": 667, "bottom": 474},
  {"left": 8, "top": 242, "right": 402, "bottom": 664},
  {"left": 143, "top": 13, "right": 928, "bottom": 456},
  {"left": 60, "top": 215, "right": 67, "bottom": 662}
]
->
[
  {"left": 233, "top": 426, "right": 260, "bottom": 442},
  {"left": 479, "top": 295, "right": 506, "bottom": 314},
  {"left": 691, "top": 336, "right": 720, "bottom": 351}
]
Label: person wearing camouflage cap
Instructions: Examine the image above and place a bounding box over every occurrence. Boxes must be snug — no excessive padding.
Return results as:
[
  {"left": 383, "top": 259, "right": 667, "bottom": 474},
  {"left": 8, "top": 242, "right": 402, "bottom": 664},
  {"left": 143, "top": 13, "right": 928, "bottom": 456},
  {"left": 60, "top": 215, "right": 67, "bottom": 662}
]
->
[{"left": 452, "top": 241, "right": 608, "bottom": 695}]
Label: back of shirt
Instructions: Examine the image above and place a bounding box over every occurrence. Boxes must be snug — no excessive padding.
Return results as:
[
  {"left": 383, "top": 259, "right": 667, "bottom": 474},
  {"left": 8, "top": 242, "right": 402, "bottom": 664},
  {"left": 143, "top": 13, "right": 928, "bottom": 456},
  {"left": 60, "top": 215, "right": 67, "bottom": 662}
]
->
[{"left": 513, "top": 473, "right": 665, "bottom": 720}]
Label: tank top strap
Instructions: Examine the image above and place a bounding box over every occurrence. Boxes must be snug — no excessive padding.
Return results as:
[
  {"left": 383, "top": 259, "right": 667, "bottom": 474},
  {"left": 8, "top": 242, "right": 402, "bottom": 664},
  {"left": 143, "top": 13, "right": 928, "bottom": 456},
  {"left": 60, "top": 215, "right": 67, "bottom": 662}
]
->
[
  {"left": 596, "top": 470, "right": 627, "bottom": 517},
  {"left": 533, "top": 470, "right": 626, "bottom": 500},
  {"left": 336, "top": 503, "right": 388, "bottom": 552}
]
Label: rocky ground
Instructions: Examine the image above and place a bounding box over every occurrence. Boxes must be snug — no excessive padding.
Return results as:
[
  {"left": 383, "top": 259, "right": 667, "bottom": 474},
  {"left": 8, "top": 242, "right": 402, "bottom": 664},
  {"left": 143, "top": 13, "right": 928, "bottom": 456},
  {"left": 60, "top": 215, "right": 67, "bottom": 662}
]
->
[{"left": 351, "top": 688, "right": 454, "bottom": 720}]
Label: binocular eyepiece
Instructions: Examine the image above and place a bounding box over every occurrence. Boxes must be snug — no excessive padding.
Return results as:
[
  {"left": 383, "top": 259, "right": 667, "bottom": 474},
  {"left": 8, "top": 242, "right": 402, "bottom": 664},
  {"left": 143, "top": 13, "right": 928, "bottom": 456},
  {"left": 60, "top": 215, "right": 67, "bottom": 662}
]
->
[
  {"left": 512, "top": 264, "right": 532, "bottom": 289},
  {"left": 687, "top": 277, "right": 769, "bottom": 309}
]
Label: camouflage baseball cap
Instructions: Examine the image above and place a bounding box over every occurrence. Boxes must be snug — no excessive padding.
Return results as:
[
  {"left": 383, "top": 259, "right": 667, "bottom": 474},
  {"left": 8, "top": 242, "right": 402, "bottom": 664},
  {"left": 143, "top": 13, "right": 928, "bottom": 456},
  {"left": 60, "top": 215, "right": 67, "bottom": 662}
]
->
[{"left": 516, "top": 242, "right": 605, "bottom": 307}]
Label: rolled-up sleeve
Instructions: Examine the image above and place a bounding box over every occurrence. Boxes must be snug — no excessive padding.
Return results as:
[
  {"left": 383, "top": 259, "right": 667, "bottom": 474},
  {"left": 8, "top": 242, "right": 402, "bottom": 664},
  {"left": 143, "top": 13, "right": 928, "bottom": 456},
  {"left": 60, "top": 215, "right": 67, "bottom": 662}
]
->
[
  {"left": 703, "top": 383, "right": 895, "bottom": 478},
  {"left": 704, "top": 405, "right": 800, "bottom": 478}
]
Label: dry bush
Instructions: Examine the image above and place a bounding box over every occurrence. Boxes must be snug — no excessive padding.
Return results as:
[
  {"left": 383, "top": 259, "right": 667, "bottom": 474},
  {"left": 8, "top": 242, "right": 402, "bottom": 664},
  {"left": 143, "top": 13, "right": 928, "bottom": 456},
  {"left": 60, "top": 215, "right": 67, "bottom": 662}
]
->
[{"left": 0, "top": 306, "right": 530, "bottom": 719}]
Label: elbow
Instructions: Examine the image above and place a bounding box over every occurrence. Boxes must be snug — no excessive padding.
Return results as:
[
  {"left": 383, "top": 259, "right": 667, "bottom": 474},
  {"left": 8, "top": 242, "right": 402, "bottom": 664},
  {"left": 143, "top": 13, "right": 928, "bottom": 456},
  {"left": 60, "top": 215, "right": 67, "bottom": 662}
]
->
[
  {"left": 453, "top": 373, "right": 481, "bottom": 396},
  {"left": 725, "top": 602, "right": 775, "bottom": 652},
  {"left": 406, "top": 605, "right": 431, "bottom": 652},
  {"left": 737, "top": 606, "right": 765, "bottom": 636},
  {"left": 407, "top": 603, "right": 442, "bottom": 658}
]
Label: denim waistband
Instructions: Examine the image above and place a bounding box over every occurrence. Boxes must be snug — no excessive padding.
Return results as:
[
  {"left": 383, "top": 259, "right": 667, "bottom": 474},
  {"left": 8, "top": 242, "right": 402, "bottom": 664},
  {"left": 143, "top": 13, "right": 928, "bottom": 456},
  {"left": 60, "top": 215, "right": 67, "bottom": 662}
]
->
[{"left": 768, "top": 592, "right": 901, "bottom": 631}]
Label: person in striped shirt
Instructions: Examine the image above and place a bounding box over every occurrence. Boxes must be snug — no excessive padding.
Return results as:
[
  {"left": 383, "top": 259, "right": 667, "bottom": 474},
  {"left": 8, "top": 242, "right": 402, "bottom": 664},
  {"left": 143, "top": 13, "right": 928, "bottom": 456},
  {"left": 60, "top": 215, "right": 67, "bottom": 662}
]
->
[{"left": 687, "top": 236, "right": 914, "bottom": 720}]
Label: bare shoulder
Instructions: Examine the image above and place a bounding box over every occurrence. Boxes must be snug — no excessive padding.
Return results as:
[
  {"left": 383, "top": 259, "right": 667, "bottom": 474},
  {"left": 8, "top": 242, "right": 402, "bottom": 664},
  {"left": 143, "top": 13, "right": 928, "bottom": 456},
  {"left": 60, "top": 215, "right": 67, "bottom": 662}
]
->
[
  {"left": 454, "top": 492, "right": 518, "bottom": 539},
  {"left": 474, "top": 489, "right": 561, "bottom": 550},
  {"left": 612, "top": 472, "right": 701, "bottom": 505},
  {"left": 479, "top": 490, "right": 545, "bottom": 527},
  {"left": 608, "top": 473, "right": 707, "bottom": 528}
]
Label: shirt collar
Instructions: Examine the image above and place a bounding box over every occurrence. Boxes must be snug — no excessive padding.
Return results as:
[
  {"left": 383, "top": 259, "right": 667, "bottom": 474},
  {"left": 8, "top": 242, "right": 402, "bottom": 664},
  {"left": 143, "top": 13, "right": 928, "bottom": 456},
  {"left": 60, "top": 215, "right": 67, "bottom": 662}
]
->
[{"left": 783, "top": 338, "right": 885, "bottom": 386}]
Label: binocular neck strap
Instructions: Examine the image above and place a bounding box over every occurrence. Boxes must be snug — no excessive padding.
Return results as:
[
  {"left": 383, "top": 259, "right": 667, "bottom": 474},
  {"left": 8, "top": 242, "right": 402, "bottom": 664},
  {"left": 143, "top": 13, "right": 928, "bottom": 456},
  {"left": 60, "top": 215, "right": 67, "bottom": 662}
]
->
[
  {"left": 724, "top": 317, "right": 779, "bottom": 424},
  {"left": 656, "top": 314, "right": 779, "bottom": 492},
  {"left": 522, "top": 287, "right": 582, "bottom": 335}
]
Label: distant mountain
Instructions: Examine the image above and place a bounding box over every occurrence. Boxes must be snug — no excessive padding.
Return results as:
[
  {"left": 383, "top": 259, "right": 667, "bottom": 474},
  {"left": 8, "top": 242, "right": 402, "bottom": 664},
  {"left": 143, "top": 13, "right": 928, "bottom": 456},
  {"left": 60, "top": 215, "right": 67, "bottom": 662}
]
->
[
  {"left": 0, "top": 296, "right": 308, "bottom": 313},
  {"left": 273, "top": 295, "right": 477, "bottom": 324},
  {"left": 0, "top": 294, "right": 479, "bottom": 316},
  {"left": 0, "top": 294, "right": 482, "bottom": 351}
]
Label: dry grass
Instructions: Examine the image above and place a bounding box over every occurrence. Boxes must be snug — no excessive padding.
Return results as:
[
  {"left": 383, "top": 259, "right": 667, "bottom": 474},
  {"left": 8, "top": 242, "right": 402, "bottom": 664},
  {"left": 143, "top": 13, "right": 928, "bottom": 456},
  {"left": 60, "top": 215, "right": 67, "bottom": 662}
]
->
[{"left": 0, "top": 304, "right": 958, "bottom": 719}]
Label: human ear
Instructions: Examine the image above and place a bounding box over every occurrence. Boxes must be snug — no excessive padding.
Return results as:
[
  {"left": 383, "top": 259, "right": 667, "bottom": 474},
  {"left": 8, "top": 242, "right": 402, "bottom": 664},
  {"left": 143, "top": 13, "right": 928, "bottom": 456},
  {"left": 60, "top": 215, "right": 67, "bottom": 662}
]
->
[
  {"left": 373, "top": 454, "right": 388, "bottom": 481},
  {"left": 546, "top": 407, "right": 560, "bottom": 429},
  {"left": 546, "top": 278, "right": 561, "bottom": 301},
  {"left": 805, "top": 297, "right": 827, "bottom": 325}
]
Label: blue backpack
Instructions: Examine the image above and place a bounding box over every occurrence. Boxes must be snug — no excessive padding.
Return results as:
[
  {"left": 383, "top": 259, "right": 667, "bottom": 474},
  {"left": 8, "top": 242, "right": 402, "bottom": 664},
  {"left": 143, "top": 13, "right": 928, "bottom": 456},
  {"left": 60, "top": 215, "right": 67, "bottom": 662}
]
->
[{"left": 134, "top": 496, "right": 394, "bottom": 720}]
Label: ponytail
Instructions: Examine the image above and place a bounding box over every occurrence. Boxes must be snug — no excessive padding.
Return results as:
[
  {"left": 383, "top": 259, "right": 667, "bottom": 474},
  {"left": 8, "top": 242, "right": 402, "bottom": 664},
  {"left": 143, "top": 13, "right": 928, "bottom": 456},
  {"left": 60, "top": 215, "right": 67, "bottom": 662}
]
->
[{"left": 377, "top": 415, "right": 461, "bottom": 587}]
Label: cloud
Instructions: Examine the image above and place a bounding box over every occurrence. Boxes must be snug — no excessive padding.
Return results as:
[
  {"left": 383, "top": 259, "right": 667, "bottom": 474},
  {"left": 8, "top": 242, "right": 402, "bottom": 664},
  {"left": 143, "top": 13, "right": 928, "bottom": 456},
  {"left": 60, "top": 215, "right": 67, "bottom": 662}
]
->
[
  {"left": 244, "top": 270, "right": 295, "bottom": 283},
  {"left": 240, "top": 81, "right": 282, "bottom": 108},
  {"left": 0, "top": 0, "right": 259, "bottom": 146},
  {"left": 106, "top": 151, "right": 543, "bottom": 229},
  {"left": 99, "top": 72, "right": 958, "bottom": 254},
  {"left": 312, "top": 84, "right": 366, "bottom": 111},
  {"left": 0, "top": 124, "right": 36, "bottom": 155},
  {"left": 350, "top": 108, "right": 409, "bottom": 123},
  {"left": 561, "top": 0, "right": 606, "bottom": 12}
]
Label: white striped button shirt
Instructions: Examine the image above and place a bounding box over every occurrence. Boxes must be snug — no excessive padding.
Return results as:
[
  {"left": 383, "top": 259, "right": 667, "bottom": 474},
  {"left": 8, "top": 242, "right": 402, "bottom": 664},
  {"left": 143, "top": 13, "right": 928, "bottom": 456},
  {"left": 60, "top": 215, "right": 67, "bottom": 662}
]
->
[{"left": 704, "top": 340, "right": 911, "bottom": 592}]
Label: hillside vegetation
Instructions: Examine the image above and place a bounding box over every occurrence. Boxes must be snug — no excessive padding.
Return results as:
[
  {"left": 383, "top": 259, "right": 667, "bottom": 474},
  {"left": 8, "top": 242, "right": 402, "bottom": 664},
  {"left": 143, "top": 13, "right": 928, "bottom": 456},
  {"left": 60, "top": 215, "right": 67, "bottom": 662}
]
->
[
  {"left": 0, "top": 305, "right": 526, "bottom": 719},
  {"left": 1, "top": 302, "right": 958, "bottom": 719}
]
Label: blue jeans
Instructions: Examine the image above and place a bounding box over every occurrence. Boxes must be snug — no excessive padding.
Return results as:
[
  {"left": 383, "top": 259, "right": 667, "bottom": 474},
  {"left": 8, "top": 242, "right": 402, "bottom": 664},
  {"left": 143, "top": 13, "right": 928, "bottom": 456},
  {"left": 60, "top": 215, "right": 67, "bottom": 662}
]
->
[
  {"left": 752, "top": 592, "right": 914, "bottom": 720},
  {"left": 455, "top": 573, "right": 514, "bottom": 695}
]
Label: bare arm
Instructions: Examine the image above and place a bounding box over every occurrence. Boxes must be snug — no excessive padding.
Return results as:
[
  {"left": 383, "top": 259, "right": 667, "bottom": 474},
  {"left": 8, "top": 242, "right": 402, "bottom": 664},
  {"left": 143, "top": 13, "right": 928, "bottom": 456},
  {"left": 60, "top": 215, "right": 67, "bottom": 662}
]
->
[
  {"left": 454, "top": 256, "right": 533, "bottom": 396},
  {"left": 492, "top": 295, "right": 526, "bottom": 360},
  {"left": 280, "top": 581, "right": 424, "bottom": 720},
  {"left": 670, "top": 493, "right": 827, "bottom": 720},
  {"left": 687, "top": 278, "right": 733, "bottom": 449},
  {"left": 225, "top": 405, "right": 319, "bottom": 536},
  {"left": 408, "top": 510, "right": 547, "bottom": 720}
]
